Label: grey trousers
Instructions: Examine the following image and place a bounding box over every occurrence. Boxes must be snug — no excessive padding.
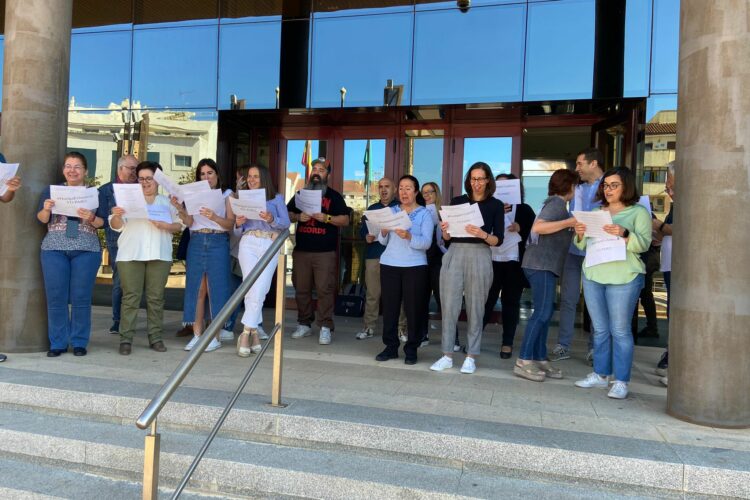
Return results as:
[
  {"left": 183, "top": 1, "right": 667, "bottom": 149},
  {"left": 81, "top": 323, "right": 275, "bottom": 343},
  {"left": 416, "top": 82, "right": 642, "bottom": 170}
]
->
[{"left": 440, "top": 243, "right": 493, "bottom": 355}]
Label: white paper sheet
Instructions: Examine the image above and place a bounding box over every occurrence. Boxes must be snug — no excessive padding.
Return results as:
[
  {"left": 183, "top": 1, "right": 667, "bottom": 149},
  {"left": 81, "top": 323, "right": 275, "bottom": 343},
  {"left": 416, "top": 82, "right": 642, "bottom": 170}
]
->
[
  {"left": 184, "top": 186, "right": 223, "bottom": 216},
  {"left": 229, "top": 197, "right": 264, "bottom": 220},
  {"left": 660, "top": 235, "right": 672, "bottom": 272},
  {"left": 572, "top": 210, "right": 614, "bottom": 239},
  {"left": 50, "top": 186, "right": 99, "bottom": 218},
  {"left": 638, "top": 195, "right": 652, "bottom": 215},
  {"left": 113, "top": 183, "right": 148, "bottom": 219},
  {"left": 491, "top": 230, "right": 522, "bottom": 262},
  {"left": 365, "top": 220, "right": 380, "bottom": 236},
  {"left": 439, "top": 203, "right": 484, "bottom": 238},
  {"left": 494, "top": 179, "right": 522, "bottom": 206},
  {"left": 0, "top": 162, "right": 20, "bottom": 197},
  {"left": 584, "top": 237, "right": 627, "bottom": 267},
  {"left": 294, "top": 189, "right": 323, "bottom": 214},
  {"left": 153, "top": 169, "right": 184, "bottom": 201},
  {"left": 147, "top": 204, "right": 173, "bottom": 224},
  {"left": 363, "top": 206, "right": 412, "bottom": 231}
]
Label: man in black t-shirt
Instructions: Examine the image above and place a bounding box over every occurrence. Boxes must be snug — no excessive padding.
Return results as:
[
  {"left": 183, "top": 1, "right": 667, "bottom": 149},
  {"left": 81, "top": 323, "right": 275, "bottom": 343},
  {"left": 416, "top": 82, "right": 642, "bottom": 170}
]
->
[{"left": 287, "top": 159, "right": 349, "bottom": 345}]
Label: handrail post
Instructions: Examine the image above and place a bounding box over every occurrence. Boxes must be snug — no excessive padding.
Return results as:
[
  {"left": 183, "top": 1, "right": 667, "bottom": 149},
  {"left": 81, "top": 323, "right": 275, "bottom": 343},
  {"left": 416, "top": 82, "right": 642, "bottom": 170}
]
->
[
  {"left": 271, "top": 252, "right": 286, "bottom": 407},
  {"left": 143, "top": 418, "right": 160, "bottom": 500}
]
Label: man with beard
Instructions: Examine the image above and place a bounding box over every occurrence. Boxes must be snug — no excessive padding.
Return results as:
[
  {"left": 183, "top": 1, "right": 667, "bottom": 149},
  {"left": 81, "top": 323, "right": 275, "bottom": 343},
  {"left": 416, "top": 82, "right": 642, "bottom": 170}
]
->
[
  {"left": 287, "top": 158, "right": 350, "bottom": 345},
  {"left": 98, "top": 154, "right": 138, "bottom": 336}
]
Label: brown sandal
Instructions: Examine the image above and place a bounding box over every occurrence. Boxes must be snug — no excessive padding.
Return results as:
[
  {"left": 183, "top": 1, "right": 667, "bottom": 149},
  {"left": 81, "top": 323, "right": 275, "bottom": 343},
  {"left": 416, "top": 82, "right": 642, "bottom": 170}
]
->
[{"left": 513, "top": 360, "right": 546, "bottom": 382}]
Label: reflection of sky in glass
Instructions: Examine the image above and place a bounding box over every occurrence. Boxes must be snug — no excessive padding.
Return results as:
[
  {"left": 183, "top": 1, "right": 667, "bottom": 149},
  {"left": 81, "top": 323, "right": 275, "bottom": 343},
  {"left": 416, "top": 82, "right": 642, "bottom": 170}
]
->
[
  {"left": 524, "top": 0, "right": 595, "bottom": 101},
  {"left": 218, "top": 22, "right": 280, "bottom": 110},
  {"left": 651, "top": 0, "right": 680, "bottom": 94},
  {"left": 343, "top": 140, "right": 385, "bottom": 182},
  {"left": 647, "top": 94, "right": 677, "bottom": 121},
  {"left": 70, "top": 31, "right": 132, "bottom": 109},
  {"left": 412, "top": 5, "right": 525, "bottom": 105},
  {"left": 132, "top": 25, "right": 218, "bottom": 108},
  {"left": 310, "top": 13, "right": 412, "bottom": 108},
  {"left": 623, "top": 0, "right": 652, "bottom": 97},
  {"left": 463, "top": 137, "right": 513, "bottom": 180},
  {"left": 410, "top": 138, "right": 444, "bottom": 191},
  {"left": 522, "top": 174, "right": 551, "bottom": 213},
  {"left": 416, "top": 0, "right": 525, "bottom": 10}
]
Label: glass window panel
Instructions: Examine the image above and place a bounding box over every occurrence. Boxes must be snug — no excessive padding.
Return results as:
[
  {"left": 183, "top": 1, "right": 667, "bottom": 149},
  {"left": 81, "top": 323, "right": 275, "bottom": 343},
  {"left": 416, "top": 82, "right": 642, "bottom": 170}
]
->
[
  {"left": 462, "top": 137, "right": 512, "bottom": 181},
  {"left": 405, "top": 131, "right": 444, "bottom": 194},
  {"left": 134, "top": 0, "right": 218, "bottom": 26},
  {"left": 73, "top": 0, "right": 133, "bottom": 29},
  {"left": 220, "top": 0, "right": 283, "bottom": 22},
  {"left": 524, "top": 0, "right": 595, "bottom": 101},
  {"left": 67, "top": 109, "right": 126, "bottom": 183},
  {"left": 132, "top": 25, "right": 218, "bottom": 108},
  {"left": 521, "top": 160, "right": 567, "bottom": 213},
  {"left": 314, "top": 0, "right": 414, "bottom": 17},
  {"left": 285, "top": 139, "right": 327, "bottom": 202},
  {"left": 70, "top": 31, "right": 132, "bottom": 110},
  {"left": 310, "top": 13, "right": 412, "bottom": 108},
  {"left": 650, "top": 0, "right": 680, "bottom": 94},
  {"left": 623, "top": 0, "right": 652, "bottom": 97},
  {"left": 413, "top": 4, "right": 525, "bottom": 105},
  {"left": 218, "top": 22, "right": 281, "bottom": 110},
  {"left": 644, "top": 95, "right": 676, "bottom": 218},
  {"left": 416, "top": 0, "right": 521, "bottom": 11}
]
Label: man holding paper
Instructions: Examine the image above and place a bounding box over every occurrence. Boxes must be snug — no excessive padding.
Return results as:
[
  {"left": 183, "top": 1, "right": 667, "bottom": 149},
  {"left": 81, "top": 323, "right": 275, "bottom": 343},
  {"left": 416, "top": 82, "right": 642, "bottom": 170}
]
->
[
  {"left": 286, "top": 158, "right": 350, "bottom": 345},
  {"left": 573, "top": 167, "right": 652, "bottom": 399},
  {"left": 98, "top": 154, "right": 138, "bottom": 336}
]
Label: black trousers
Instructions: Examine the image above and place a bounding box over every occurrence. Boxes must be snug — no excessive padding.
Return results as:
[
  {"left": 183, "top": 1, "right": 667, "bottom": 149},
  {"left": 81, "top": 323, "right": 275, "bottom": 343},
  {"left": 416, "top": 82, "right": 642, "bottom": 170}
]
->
[
  {"left": 482, "top": 260, "right": 524, "bottom": 347},
  {"left": 632, "top": 245, "right": 660, "bottom": 338},
  {"left": 380, "top": 264, "right": 429, "bottom": 358}
]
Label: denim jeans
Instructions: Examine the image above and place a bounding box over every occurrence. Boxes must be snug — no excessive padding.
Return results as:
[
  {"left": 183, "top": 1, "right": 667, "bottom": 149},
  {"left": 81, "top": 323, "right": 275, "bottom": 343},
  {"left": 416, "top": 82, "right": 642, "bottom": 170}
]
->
[
  {"left": 583, "top": 274, "right": 645, "bottom": 382},
  {"left": 183, "top": 232, "right": 231, "bottom": 327},
  {"left": 109, "top": 245, "right": 122, "bottom": 323},
  {"left": 519, "top": 269, "right": 558, "bottom": 361},
  {"left": 40, "top": 249, "right": 101, "bottom": 350}
]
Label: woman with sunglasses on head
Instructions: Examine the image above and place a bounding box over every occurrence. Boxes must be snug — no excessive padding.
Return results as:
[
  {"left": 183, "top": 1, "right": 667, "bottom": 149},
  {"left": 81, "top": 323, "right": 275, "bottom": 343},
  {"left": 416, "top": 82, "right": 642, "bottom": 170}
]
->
[
  {"left": 37, "top": 152, "right": 104, "bottom": 357},
  {"left": 172, "top": 159, "right": 235, "bottom": 353},
  {"left": 430, "top": 162, "right": 504, "bottom": 375},
  {"left": 573, "top": 167, "right": 652, "bottom": 399},
  {"left": 110, "top": 161, "right": 183, "bottom": 355},
  {"left": 231, "top": 164, "right": 290, "bottom": 357}
]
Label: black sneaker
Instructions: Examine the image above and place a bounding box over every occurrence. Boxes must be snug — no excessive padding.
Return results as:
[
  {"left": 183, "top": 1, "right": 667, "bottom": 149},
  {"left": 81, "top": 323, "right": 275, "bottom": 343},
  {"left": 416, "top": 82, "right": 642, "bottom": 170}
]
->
[
  {"left": 657, "top": 351, "right": 668, "bottom": 370},
  {"left": 47, "top": 349, "right": 66, "bottom": 357},
  {"left": 375, "top": 349, "right": 398, "bottom": 362},
  {"left": 73, "top": 347, "right": 87, "bottom": 356},
  {"left": 638, "top": 327, "right": 659, "bottom": 338},
  {"left": 109, "top": 321, "right": 120, "bottom": 335},
  {"left": 0, "top": 353, "right": 6, "bottom": 362}
]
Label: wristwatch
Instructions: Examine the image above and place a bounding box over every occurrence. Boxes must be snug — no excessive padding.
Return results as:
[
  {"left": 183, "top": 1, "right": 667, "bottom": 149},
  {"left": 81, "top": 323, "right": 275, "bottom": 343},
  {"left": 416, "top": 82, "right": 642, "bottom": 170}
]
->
[
  {"left": 325, "top": 214, "right": 332, "bottom": 224},
  {"left": 622, "top": 228, "right": 630, "bottom": 238}
]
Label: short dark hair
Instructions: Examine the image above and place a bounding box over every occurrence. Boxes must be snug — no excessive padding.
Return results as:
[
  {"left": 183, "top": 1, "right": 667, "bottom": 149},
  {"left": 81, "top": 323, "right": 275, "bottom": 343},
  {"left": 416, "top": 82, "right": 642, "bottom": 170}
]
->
[
  {"left": 577, "top": 147, "right": 604, "bottom": 169},
  {"left": 464, "top": 162, "right": 496, "bottom": 200},
  {"left": 548, "top": 169, "right": 579, "bottom": 196},
  {"left": 195, "top": 158, "right": 221, "bottom": 188},
  {"left": 595, "top": 167, "right": 640, "bottom": 206},
  {"left": 496, "top": 172, "right": 524, "bottom": 203},
  {"left": 248, "top": 164, "right": 277, "bottom": 201},
  {"left": 64, "top": 151, "right": 88, "bottom": 170},
  {"left": 398, "top": 174, "right": 425, "bottom": 206},
  {"left": 312, "top": 157, "right": 330, "bottom": 173},
  {"left": 136, "top": 161, "right": 163, "bottom": 177}
]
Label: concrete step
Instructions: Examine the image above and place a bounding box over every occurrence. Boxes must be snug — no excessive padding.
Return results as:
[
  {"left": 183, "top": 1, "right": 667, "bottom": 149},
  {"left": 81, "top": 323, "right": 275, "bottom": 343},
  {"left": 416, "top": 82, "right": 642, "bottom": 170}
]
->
[
  {"left": 0, "top": 406, "right": 652, "bottom": 500},
  {"left": 1, "top": 368, "right": 748, "bottom": 498}
]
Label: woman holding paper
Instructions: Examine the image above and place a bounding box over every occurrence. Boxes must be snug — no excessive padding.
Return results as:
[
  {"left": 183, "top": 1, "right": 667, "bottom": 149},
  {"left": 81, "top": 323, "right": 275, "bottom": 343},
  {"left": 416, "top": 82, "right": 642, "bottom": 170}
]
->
[
  {"left": 172, "top": 159, "right": 235, "bottom": 353},
  {"left": 375, "top": 175, "right": 433, "bottom": 365},
  {"left": 573, "top": 167, "right": 651, "bottom": 399},
  {"left": 512, "top": 169, "right": 578, "bottom": 382},
  {"left": 36, "top": 152, "right": 104, "bottom": 357},
  {"left": 483, "top": 173, "right": 536, "bottom": 359},
  {"left": 430, "top": 162, "right": 504, "bottom": 375},
  {"left": 232, "top": 164, "right": 290, "bottom": 357},
  {"left": 110, "top": 161, "right": 182, "bottom": 355}
]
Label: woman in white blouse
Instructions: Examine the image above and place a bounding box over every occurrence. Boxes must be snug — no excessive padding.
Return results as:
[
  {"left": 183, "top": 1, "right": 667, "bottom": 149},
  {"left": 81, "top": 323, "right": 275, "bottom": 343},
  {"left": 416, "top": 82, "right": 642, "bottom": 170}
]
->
[{"left": 110, "top": 161, "right": 182, "bottom": 355}]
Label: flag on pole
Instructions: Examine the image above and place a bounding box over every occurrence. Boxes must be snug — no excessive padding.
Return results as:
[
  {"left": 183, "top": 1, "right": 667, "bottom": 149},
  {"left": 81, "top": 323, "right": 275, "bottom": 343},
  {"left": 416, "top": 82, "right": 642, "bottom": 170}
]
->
[
  {"left": 363, "top": 139, "right": 371, "bottom": 203},
  {"left": 301, "top": 140, "right": 313, "bottom": 180}
]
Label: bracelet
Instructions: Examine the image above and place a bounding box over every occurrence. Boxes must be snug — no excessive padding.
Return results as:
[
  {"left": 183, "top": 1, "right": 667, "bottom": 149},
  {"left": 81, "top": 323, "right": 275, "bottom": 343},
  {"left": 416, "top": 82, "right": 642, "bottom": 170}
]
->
[{"left": 484, "top": 232, "right": 490, "bottom": 241}]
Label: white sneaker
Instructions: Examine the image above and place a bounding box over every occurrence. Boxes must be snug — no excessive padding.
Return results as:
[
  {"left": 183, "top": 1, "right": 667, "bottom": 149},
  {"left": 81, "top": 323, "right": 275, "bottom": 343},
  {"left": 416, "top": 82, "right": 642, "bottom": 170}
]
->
[
  {"left": 575, "top": 372, "right": 609, "bottom": 388},
  {"left": 420, "top": 337, "right": 430, "bottom": 348},
  {"left": 453, "top": 343, "right": 463, "bottom": 352},
  {"left": 319, "top": 327, "right": 332, "bottom": 345},
  {"left": 398, "top": 330, "right": 407, "bottom": 343},
  {"left": 355, "top": 327, "right": 374, "bottom": 340},
  {"left": 290, "top": 324, "right": 312, "bottom": 339},
  {"left": 430, "top": 356, "right": 453, "bottom": 372},
  {"left": 608, "top": 381, "right": 629, "bottom": 399},
  {"left": 257, "top": 325, "right": 269, "bottom": 340},
  {"left": 219, "top": 329, "right": 234, "bottom": 341},
  {"left": 659, "top": 376, "right": 668, "bottom": 387},
  {"left": 460, "top": 357, "right": 476, "bottom": 374},
  {"left": 205, "top": 338, "right": 222, "bottom": 352},
  {"left": 184, "top": 335, "right": 200, "bottom": 351}
]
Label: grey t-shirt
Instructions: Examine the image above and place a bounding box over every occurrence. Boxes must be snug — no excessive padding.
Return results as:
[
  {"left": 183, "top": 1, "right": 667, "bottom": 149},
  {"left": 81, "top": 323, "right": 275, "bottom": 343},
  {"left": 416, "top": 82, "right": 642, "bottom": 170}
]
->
[{"left": 521, "top": 196, "right": 571, "bottom": 276}]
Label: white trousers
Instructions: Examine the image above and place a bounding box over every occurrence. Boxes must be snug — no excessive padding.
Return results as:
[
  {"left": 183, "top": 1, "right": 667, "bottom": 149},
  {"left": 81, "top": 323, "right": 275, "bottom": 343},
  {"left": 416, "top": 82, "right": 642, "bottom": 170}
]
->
[{"left": 238, "top": 235, "right": 279, "bottom": 329}]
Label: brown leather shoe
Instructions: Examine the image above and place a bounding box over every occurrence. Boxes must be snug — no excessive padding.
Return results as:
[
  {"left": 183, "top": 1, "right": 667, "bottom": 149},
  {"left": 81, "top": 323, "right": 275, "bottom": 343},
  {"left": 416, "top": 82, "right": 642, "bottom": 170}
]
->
[
  {"left": 119, "top": 343, "right": 132, "bottom": 356},
  {"left": 176, "top": 324, "right": 193, "bottom": 337},
  {"left": 150, "top": 341, "right": 167, "bottom": 352}
]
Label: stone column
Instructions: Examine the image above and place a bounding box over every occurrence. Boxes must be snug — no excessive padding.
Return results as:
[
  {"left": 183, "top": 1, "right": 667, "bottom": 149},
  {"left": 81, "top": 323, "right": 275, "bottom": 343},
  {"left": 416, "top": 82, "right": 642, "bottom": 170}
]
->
[
  {"left": 668, "top": 0, "right": 750, "bottom": 428},
  {"left": 0, "top": 0, "right": 73, "bottom": 352}
]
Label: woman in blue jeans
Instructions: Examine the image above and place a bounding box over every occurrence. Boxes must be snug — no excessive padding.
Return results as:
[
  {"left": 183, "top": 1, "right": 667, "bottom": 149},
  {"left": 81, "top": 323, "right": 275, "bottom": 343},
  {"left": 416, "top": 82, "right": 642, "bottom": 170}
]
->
[
  {"left": 514, "top": 169, "right": 578, "bottom": 382},
  {"left": 36, "top": 152, "right": 104, "bottom": 357},
  {"left": 573, "top": 167, "right": 652, "bottom": 399}
]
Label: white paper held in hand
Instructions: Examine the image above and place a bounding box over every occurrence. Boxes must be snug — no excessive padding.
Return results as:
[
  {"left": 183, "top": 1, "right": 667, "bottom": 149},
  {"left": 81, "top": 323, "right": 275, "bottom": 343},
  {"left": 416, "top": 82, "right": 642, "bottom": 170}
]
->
[
  {"left": 113, "top": 183, "right": 148, "bottom": 219},
  {"left": 439, "top": 203, "right": 484, "bottom": 238},
  {"left": 295, "top": 189, "right": 322, "bottom": 214},
  {"left": 572, "top": 210, "right": 614, "bottom": 239},
  {"left": 584, "top": 237, "right": 627, "bottom": 267},
  {"left": 363, "top": 206, "right": 411, "bottom": 231},
  {"left": 494, "top": 179, "right": 522, "bottom": 206},
  {"left": 0, "top": 162, "right": 20, "bottom": 197},
  {"left": 153, "top": 169, "right": 183, "bottom": 201},
  {"left": 49, "top": 185, "right": 99, "bottom": 218}
]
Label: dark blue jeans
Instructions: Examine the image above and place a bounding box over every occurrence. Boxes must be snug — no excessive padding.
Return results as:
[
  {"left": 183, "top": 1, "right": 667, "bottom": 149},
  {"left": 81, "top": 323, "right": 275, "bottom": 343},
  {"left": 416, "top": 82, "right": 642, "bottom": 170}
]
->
[
  {"left": 519, "top": 269, "right": 557, "bottom": 361},
  {"left": 40, "top": 249, "right": 101, "bottom": 350}
]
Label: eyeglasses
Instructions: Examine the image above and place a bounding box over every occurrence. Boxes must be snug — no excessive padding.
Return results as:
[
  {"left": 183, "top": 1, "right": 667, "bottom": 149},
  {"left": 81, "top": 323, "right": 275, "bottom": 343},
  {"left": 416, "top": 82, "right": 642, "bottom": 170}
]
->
[
  {"left": 470, "top": 177, "right": 488, "bottom": 184},
  {"left": 120, "top": 166, "right": 137, "bottom": 172},
  {"left": 602, "top": 182, "right": 622, "bottom": 191},
  {"left": 64, "top": 165, "right": 85, "bottom": 171},
  {"left": 138, "top": 177, "right": 154, "bottom": 183},
  {"left": 422, "top": 189, "right": 436, "bottom": 195}
]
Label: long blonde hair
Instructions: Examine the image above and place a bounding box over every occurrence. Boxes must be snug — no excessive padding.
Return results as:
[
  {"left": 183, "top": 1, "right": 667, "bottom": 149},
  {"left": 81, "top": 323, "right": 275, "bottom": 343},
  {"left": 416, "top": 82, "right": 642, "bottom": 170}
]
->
[{"left": 422, "top": 181, "right": 442, "bottom": 211}]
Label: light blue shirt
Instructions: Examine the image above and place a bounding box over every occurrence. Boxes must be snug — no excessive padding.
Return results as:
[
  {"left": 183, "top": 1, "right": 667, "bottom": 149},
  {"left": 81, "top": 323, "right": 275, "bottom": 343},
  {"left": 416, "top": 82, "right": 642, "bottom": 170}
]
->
[
  {"left": 235, "top": 193, "right": 290, "bottom": 234},
  {"left": 569, "top": 177, "right": 602, "bottom": 256},
  {"left": 377, "top": 205, "right": 434, "bottom": 267}
]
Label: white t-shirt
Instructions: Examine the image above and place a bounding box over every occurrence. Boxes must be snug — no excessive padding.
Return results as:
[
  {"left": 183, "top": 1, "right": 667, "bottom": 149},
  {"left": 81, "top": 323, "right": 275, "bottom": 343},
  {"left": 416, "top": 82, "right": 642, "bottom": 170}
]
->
[{"left": 111, "top": 195, "right": 182, "bottom": 262}]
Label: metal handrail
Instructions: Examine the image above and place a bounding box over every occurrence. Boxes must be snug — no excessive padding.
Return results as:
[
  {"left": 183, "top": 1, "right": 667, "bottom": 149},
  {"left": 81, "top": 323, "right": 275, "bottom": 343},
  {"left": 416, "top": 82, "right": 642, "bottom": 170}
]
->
[
  {"left": 136, "top": 228, "right": 290, "bottom": 500},
  {"left": 136, "top": 228, "right": 290, "bottom": 430}
]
